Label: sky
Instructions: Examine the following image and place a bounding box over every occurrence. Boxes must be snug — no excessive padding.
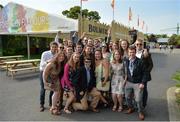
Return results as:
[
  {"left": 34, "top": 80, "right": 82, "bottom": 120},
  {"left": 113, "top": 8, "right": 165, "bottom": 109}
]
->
[{"left": 0, "top": 0, "right": 180, "bottom": 35}]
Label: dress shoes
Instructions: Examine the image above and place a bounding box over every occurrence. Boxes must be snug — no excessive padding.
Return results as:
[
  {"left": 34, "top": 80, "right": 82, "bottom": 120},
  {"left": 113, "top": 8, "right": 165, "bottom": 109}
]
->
[
  {"left": 40, "top": 105, "right": 45, "bottom": 112},
  {"left": 125, "top": 108, "right": 134, "bottom": 114},
  {"left": 90, "top": 107, "right": 100, "bottom": 113},
  {"left": 139, "top": 112, "right": 145, "bottom": 120}
]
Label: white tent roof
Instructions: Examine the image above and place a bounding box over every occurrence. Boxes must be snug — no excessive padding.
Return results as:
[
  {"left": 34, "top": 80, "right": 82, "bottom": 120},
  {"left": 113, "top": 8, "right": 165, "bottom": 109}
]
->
[
  {"left": 157, "top": 38, "right": 169, "bottom": 43},
  {"left": 0, "top": 2, "right": 78, "bottom": 35}
]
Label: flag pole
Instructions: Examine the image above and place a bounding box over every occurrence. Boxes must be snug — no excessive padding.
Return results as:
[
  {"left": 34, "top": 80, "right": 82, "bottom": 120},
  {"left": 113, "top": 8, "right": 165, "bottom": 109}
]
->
[
  {"left": 111, "top": 0, "right": 115, "bottom": 21},
  {"left": 113, "top": 7, "right": 114, "bottom": 21},
  {"left": 80, "top": 0, "right": 82, "bottom": 36}
]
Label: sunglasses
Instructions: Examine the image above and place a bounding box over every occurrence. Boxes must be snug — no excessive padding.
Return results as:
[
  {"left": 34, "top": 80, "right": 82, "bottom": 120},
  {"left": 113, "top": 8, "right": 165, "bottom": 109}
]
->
[
  {"left": 85, "top": 61, "right": 91, "bottom": 63},
  {"left": 136, "top": 43, "right": 142, "bottom": 46},
  {"left": 60, "top": 47, "right": 64, "bottom": 49}
]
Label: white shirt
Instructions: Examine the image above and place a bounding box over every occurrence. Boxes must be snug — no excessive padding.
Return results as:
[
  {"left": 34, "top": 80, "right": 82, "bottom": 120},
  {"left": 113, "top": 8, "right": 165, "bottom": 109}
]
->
[
  {"left": 39, "top": 50, "right": 55, "bottom": 71},
  {"left": 136, "top": 50, "right": 143, "bottom": 58}
]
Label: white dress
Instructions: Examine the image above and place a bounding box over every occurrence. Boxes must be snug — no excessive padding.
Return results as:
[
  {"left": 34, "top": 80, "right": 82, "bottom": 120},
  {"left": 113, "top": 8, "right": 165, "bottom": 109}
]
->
[{"left": 110, "top": 62, "right": 125, "bottom": 94}]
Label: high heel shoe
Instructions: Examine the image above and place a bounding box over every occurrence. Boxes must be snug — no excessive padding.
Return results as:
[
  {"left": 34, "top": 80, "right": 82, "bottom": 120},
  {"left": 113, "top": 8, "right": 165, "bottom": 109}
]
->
[
  {"left": 103, "top": 103, "right": 108, "bottom": 108},
  {"left": 117, "top": 106, "right": 123, "bottom": 112},
  {"left": 63, "top": 108, "right": 72, "bottom": 114},
  {"left": 112, "top": 105, "right": 117, "bottom": 111},
  {"left": 50, "top": 107, "right": 61, "bottom": 115}
]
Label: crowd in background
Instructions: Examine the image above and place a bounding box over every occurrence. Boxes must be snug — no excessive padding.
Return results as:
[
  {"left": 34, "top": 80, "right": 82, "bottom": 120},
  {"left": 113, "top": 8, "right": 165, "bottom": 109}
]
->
[{"left": 39, "top": 32, "right": 153, "bottom": 121}]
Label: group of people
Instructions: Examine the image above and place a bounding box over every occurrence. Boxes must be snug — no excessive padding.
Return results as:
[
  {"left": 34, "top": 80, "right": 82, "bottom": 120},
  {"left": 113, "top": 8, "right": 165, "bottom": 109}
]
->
[{"left": 39, "top": 34, "right": 153, "bottom": 121}]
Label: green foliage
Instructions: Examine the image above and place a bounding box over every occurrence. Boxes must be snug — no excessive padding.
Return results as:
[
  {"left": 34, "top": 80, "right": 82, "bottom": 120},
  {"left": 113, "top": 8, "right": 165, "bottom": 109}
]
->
[
  {"left": 169, "top": 34, "right": 180, "bottom": 45},
  {"left": 156, "top": 34, "right": 168, "bottom": 38},
  {"left": 2, "top": 35, "right": 51, "bottom": 56},
  {"left": 87, "top": 11, "right": 101, "bottom": 21},
  {"left": 176, "top": 96, "right": 180, "bottom": 106},
  {"left": 62, "top": 6, "right": 101, "bottom": 21},
  {"left": 172, "top": 70, "right": 180, "bottom": 87},
  {"left": 147, "top": 34, "right": 157, "bottom": 43}
]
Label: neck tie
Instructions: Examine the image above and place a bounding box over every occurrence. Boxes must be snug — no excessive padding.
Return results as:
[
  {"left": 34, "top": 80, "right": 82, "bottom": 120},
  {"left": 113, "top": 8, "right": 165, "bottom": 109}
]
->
[{"left": 129, "top": 60, "right": 133, "bottom": 76}]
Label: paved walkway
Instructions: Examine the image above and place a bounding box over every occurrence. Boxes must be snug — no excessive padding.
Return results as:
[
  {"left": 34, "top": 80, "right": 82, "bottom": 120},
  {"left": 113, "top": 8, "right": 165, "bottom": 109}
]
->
[{"left": 151, "top": 48, "right": 180, "bottom": 121}]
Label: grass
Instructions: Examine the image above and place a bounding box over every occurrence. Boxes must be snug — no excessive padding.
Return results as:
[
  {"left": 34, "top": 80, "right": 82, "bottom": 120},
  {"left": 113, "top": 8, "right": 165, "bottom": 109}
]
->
[
  {"left": 172, "top": 70, "right": 180, "bottom": 87},
  {"left": 172, "top": 70, "right": 180, "bottom": 106}
]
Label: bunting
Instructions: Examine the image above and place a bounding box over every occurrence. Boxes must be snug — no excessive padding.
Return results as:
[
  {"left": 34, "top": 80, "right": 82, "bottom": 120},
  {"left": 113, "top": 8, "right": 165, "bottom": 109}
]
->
[
  {"left": 142, "top": 20, "right": 145, "bottom": 30},
  {"left": 128, "top": 7, "right": 132, "bottom": 21},
  {"left": 137, "top": 15, "right": 139, "bottom": 27},
  {"left": 111, "top": 0, "right": 115, "bottom": 9}
]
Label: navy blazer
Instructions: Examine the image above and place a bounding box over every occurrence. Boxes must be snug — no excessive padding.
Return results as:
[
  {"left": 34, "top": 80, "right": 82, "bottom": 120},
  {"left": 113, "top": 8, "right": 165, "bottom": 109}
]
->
[
  {"left": 80, "top": 66, "right": 96, "bottom": 92},
  {"left": 141, "top": 52, "right": 153, "bottom": 82},
  {"left": 125, "top": 57, "right": 147, "bottom": 84}
]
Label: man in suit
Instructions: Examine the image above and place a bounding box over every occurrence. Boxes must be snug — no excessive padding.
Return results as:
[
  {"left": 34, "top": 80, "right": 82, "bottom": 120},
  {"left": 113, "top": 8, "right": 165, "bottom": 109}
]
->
[
  {"left": 124, "top": 45, "right": 147, "bottom": 120},
  {"left": 72, "top": 57, "right": 101, "bottom": 112},
  {"left": 135, "top": 39, "right": 153, "bottom": 108}
]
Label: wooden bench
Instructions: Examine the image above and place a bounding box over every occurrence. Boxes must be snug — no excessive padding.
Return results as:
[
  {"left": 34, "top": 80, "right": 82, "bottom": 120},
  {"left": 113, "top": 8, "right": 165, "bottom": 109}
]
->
[
  {"left": 8, "top": 66, "right": 39, "bottom": 78},
  {"left": 4, "top": 59, "right": 40, "bottom": 79},
  {"left": 0, "top": 55, "right": 24, "bottom": 70}
]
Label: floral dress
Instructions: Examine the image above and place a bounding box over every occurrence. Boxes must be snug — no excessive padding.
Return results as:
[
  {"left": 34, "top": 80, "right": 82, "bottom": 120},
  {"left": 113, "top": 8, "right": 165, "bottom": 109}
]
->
[
  {"left": 110, "top": 62, "right": 126, "bottom": 94},
  {"left": 43, "top": 63, "right": 61, "bottom": 91}
]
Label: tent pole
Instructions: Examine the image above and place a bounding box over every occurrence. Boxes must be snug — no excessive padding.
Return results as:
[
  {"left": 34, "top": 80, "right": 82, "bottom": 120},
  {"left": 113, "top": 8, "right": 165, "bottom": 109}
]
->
[{"left": 27, "top": 34, "right": 30, "bottom": 59}]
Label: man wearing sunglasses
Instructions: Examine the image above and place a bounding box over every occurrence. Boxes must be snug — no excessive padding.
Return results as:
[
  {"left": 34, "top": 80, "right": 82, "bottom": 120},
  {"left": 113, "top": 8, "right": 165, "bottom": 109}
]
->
[{"left": 135, "top": 39, "right": 153, "bottom": 109}]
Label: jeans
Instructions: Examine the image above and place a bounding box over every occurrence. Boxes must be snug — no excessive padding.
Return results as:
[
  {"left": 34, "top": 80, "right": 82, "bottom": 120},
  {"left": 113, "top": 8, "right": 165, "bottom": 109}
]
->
[
  {"left": 142, "top": 82, "right": 148, "bottom": 107},
  {"left": 40, "top": 71, "right": 53, "bottom": 106},
  {"left": 125, "top": 81, "right": 143, "bottom": 113}
]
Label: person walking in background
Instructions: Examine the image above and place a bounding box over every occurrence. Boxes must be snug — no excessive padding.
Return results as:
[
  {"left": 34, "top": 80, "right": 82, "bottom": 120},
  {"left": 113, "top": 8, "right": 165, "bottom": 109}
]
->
[
  {"left": 110, "top": 50, "right": 127, "bottom": 112},
  {"left": 135, "top": 39, "right": 153, "bottom": 108},
  {"left": 43, "top": 51, "right": 66, "bottom": 115},
  {"left": 39, "top": 41, "right": 58, "bottom": 112}
]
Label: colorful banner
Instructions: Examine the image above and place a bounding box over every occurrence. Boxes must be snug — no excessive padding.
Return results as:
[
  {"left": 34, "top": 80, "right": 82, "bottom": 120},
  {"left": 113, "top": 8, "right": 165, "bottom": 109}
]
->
[{"left": 0, "top": 2, "right": 77, "bottom": 34}]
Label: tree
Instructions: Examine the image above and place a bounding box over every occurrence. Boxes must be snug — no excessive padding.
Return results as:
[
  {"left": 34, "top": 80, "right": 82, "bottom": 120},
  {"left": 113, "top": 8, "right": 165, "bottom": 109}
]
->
[
  {"left": 62, "top": 6, "right": 101, "bottom": 21},
  {"left": 147, "top": 34, "right": 157, "bottom": 43},
  {"left": 169, "top": 34, "right": 180, "bottom": 45},
  {"left": 87, "top": 11, "right": 100, "bottom": 21}
]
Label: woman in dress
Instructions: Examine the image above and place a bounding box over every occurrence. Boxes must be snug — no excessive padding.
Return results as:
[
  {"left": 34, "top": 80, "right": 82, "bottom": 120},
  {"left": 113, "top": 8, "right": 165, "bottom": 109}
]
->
[
  {"left": 95, "top": 49, "right": 109, "bottom": 107},
  {"left": 61, "top": 52, "right": 81, "bottom": 114},
  {"left": 110, "top": 50, "right": 127, "bottom": 112},
  {"left": 43, "top": 51, "right": 66, "bottom": 115}
]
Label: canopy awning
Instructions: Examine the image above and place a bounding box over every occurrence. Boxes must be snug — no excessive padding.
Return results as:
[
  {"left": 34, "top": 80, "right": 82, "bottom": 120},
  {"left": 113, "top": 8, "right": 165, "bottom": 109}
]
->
[{"left": 0, "top": 2, "right": 78, "bottom": 35}]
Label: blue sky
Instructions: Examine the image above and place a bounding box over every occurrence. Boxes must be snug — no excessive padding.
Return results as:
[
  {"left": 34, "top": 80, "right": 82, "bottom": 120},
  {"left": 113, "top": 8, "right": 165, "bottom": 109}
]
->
[{"left": 0, "top": 0, "right": 180, "bottom": 35}]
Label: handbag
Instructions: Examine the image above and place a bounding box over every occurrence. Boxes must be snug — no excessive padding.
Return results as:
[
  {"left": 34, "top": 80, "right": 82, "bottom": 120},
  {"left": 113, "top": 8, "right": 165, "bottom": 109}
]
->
[{"left": 96, "top": 63, "right": 110, "bottom": 91}]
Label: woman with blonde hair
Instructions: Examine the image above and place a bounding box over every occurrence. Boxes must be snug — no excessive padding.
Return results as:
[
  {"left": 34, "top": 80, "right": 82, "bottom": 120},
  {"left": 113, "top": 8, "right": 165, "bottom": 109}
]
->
[{"left": 43, "top": 51, "right": 66, "bottom": 115}]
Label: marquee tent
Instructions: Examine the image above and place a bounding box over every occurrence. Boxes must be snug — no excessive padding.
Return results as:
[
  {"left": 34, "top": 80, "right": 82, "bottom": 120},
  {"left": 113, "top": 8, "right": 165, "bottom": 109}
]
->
[{"left": 0, "top": 2, "right": 78, "bottom": 58}]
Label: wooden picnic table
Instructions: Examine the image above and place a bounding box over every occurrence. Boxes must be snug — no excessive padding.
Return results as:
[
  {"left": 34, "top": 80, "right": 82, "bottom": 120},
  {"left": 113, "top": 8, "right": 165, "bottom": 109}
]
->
[
  {"left": 4, "top": 59, "right": 40, "bottom": 78},
  {"left": 0, "top": 55, "right": 24, "bottom": 65}
]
